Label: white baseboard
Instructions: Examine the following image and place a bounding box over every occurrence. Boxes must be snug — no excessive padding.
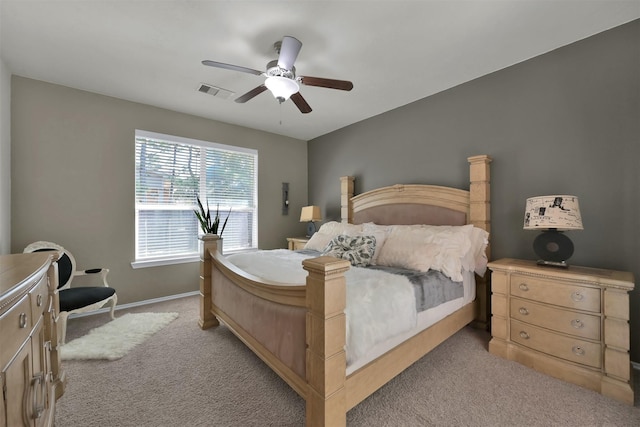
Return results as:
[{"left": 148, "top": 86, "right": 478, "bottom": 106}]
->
[{"left": 69, "top": 291, "right": 199, "bottom": 319}]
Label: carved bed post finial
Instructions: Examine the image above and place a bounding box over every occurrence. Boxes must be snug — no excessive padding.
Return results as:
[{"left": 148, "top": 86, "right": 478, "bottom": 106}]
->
[
  {"left": 303, "top": 256, "right": 350, "bottom": 427},
  {"left": 199, "top": 235, "right": 220, "bottom": 330},
  {"left": 467, "top": 155, "right": 492, "bottom": 330},
  {"left": 340, "top": 176, "right": 354, "bottom": 224}
]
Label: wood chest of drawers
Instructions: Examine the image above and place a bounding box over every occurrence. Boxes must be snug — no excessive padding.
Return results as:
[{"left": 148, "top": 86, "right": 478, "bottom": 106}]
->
[
  {"left": 488, "top": 258, "right": 634, "bottom": 404},
  {"left": 1, "top": 253, "right": 66, "bottom": 426}
]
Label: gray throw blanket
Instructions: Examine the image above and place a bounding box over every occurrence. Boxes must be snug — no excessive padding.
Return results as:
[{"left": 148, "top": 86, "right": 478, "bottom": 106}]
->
[
  {"left": 368, "top": 266, "right": 464, "bottom": 312},
  {"left": 296, "top": 249, "right": 464, "bottom": 312}
]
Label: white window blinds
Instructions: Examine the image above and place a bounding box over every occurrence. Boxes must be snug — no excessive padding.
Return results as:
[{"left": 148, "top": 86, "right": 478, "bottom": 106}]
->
[{"left": 135, "top": 130, "right": 257, "bottom": 262}]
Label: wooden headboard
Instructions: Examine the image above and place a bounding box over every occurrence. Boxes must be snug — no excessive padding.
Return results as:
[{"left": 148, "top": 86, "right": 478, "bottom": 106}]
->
[
  {"left": 340, "top": 155, "right": 491, "bottom": 232},
  {"left": 345, "top": 184, "right": 470, "bottom": 226},
  {"left": 339, "top": 154, "right": 493, "bottom": 329}
]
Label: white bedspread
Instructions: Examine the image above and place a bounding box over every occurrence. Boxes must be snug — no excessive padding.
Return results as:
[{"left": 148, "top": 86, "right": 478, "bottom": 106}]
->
[{"left": 227, "top": 250, "right": 416, "bottom": 365}]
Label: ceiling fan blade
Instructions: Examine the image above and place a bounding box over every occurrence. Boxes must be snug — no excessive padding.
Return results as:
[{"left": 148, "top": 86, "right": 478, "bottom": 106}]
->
[
  {"left": 235, "top": 85, "right": 268, "bottom": 103},
  {"left": 290, "top": 92, "right": 312, "bottom": 114},
  {"left": 277, "top": 36, "right": 302, "bottom": 70},
  {"left": 299, "top": 76, "right": 354, "bottom": 91},
  {"left": 202, "top": 60, "right": 263, "bottom": 76}
]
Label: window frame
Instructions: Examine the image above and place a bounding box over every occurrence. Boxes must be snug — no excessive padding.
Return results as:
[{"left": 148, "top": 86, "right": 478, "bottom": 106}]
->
[{"left": 131, "top": 130, "right": 258, "bottom": 269}]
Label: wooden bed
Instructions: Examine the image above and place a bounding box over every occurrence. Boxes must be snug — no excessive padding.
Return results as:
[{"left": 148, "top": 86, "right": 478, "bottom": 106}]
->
[{"left": 199, "top": 154, "right": 492, "bottom": 426}]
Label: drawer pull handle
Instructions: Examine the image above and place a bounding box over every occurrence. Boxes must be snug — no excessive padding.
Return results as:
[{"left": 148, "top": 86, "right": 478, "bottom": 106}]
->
[
  {"left": 571, "top": 291, "right": 584, "bottom": 302},
  {"left": 518, "top": 283, "right": 529, "bottom": 291},
  {"left": 31, "top": 372, "right": 45, "bottom": 419},
  {"left": 518, "top": 307, "right": 529, "bottom": 315},
  {"left": 571, "top": 319, "right": 584, "bottom": 329},
  {"left": 19, "top": 312, "right": 28, "bottom": 328},
  {"left": 572, "top": 346, "right": 585, "bottom": 356},
  {"left": 519, "top": 331, "right": 530, "bottom": 339},
  {"left": 36, "top": 294, "right": 43, "bottom": 307}
]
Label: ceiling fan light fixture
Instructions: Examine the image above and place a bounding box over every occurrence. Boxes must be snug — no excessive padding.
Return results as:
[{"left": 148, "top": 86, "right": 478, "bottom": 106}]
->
[{"left": 265, "top": 76, "right": 299, "bottom": 102}]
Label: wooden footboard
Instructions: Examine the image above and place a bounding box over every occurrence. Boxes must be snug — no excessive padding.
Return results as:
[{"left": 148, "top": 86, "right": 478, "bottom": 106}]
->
[
  {"left": 199, "top": 235, "right": 351, "bottom": 415},
  {"left": 199, "top": 239, "right": 477, "bottom": 426},
  {"left": 198, "top": 154, "right": 492, "bottom": 427}
]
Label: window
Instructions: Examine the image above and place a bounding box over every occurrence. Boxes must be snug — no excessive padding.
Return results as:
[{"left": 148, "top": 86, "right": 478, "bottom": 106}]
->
[{"left": 134, "top": 130, "right": 257, "bottom": 267}]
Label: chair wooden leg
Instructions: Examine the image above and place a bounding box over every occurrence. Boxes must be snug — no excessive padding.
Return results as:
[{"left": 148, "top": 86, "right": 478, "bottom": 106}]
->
[
  {"left": 108, "top": 294, "right": 118, "bottom": 320},
  {"left": 58, "top": 312, "right": 70, "bottom": 345}
]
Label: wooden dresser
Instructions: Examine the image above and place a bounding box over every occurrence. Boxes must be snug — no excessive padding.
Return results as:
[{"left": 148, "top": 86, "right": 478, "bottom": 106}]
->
[
  {"left": 488, "top": 258, "right": 634, "bottom": 404},
  {"left": 0, "top": 253, "right": 65, "bottom": 427}
]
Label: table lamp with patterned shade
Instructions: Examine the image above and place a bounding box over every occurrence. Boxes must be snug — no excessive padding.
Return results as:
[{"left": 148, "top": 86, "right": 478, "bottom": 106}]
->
[
  {"left": 300, "top": 205, "right": 322, "bottom": 237},
  {"left": 523, "top": 195, "right": 583, "bottom": 268}
]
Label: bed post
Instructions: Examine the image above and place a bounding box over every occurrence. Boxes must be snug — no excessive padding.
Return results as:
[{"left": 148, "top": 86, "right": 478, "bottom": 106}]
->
[
  {"left": 340, "top": 176, "right": 354, "bottom": 223},
  {"left": 198, "top": 234, "right": 220, "bottom": 330},
  {"left": 467, "top": 155, "right": 492, "bottom": 330},
  {"left": 303, "top": 256, "right": 351, "bottom": 427}
]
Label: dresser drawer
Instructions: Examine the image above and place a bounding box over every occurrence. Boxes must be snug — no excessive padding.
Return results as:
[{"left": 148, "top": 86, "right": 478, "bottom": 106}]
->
[
  {"left": 29, "top": 274, "right": 49, "bottom": 321},
  {"left": 510, "top": 297, "right": 600, "bottom": 340},
  {"left": 0, "top": 294, "right": 32, "bottom": 366},
  {"left": 511, "top": 319, "right": 601, "bottom": 368},
  {"left": 510, "top": 274, "right": 600, "bottom": 313}
]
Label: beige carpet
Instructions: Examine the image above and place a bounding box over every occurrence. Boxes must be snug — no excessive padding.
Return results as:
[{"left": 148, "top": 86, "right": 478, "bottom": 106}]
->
[{"left": 55, "top": 295, "right": 640, "bottom": 426}]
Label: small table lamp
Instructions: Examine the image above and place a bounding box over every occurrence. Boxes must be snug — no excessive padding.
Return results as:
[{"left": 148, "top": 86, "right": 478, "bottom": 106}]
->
[
  {"left": 523, "top": 195, "right": 583, "bottom": 268},
  {"left": 300, "top": 206, "right": 322, "bottom": 237}
]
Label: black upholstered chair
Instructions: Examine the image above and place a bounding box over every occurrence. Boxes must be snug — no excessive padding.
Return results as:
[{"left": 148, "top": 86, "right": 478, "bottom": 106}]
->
[{"left": 23, "top": 241, "right": 117, "bottom": 344}]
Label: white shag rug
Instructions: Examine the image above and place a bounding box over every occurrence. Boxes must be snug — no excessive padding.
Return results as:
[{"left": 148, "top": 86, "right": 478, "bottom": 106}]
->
[{"left": 60, "top": 312, "right": 179, "bottom": 361}]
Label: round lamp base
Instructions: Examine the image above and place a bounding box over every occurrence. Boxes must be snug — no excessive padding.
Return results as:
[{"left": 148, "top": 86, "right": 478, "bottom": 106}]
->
[
  {"left": 306, "top": 222, "right": 317, "bottom": 237},
  {"left": 533, "top": 231, "right": 574, "bottom": 267}
]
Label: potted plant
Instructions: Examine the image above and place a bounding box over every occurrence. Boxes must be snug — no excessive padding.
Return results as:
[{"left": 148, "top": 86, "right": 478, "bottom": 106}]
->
[{"left": 194, "top": 196, "right": 231, "bottom": 237}]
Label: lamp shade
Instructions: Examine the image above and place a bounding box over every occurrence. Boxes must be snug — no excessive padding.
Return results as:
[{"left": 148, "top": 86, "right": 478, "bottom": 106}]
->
[
  {"left": 264, "top": 76, "right": 299, "bottom": 101},
  {"left": 300, "top": 206, "right": 322, "bottom": 222},
  {"left": 523, "top": 195, "right": 583, "bottom": 231}
]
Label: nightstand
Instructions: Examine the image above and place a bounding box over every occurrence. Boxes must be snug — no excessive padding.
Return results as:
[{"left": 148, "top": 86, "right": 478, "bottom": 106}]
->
[
  {"left": 487, "top": 258, "right": 635, "bottom": 404},
  {"left": 287, "top": 237, "right": 309, "bottom": 250}
]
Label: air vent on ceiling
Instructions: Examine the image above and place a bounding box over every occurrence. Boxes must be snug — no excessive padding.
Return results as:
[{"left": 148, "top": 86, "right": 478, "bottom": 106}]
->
[{"left": 197, "top": 83, "right": 234, "bottom": 100}]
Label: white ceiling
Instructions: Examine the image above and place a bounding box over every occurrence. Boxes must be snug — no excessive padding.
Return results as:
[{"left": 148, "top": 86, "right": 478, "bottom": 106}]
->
[{"left": 1, "top": 1, "right": 638, "bottom": 141}]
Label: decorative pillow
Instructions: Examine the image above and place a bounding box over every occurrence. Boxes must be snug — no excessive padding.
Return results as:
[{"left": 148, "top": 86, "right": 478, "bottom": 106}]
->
[
  {"left": 303, "top": 221, "right": 364, "bottom": 251},
  {"left": 322, "top": 235, "right": 377, "bottom": 267}
]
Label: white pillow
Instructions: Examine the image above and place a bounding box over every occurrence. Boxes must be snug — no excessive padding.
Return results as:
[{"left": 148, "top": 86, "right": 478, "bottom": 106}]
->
[
  {"left": 375, "top": 232, "right": 440, "bottom": 271},
  {"left": 303, "top": 221, "right": 364, "bottom": 251},
  {"left": 303, "top": 233, "right": 333, "bottom": 251},
  {"left": 361, "top": 222, "right": 391, "bottom": 264},
  {"left": 376, "top": 224, "right": 475, "bottom": 281},
  {"left": 469, "top": 227, "right": 490, "bottom": 276}
]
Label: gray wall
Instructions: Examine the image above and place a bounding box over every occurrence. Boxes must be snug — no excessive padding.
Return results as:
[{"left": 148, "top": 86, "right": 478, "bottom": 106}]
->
[
  {"left": 0, "top": 57, "right": 10, "bottom": 254},
  {"left": 11, "top": 77, "right": 308, "bottom": 304},
  {"left": 309, "top": 21, "right": 640, "bottom": 360}
]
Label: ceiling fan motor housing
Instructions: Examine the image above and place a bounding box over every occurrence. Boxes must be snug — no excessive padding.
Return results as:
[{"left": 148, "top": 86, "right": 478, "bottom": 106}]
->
[{"left": 265, "top": 60, "right": 296, "bottom": 79}]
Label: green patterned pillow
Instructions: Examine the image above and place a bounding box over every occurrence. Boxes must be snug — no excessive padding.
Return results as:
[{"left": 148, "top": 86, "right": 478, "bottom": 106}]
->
[{"left": 322, "top": 235, "right": 377, "bottom": 267}]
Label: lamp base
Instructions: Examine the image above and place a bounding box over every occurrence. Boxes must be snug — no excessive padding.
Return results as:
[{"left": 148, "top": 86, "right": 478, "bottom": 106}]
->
[
  {"left": 536, "top": 259, "right": 568, "bottom": 268},
  {"left": 306, "top": 221, "right": 317, "bottom": 237},
  {"left": 533, "top": 230, "right": 574, "bottom": 268}
]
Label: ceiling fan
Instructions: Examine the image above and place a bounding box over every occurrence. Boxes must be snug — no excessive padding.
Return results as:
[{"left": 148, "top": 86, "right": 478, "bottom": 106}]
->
[{"left": 202, "top": 36, "right": 353, "bottom": 113}]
